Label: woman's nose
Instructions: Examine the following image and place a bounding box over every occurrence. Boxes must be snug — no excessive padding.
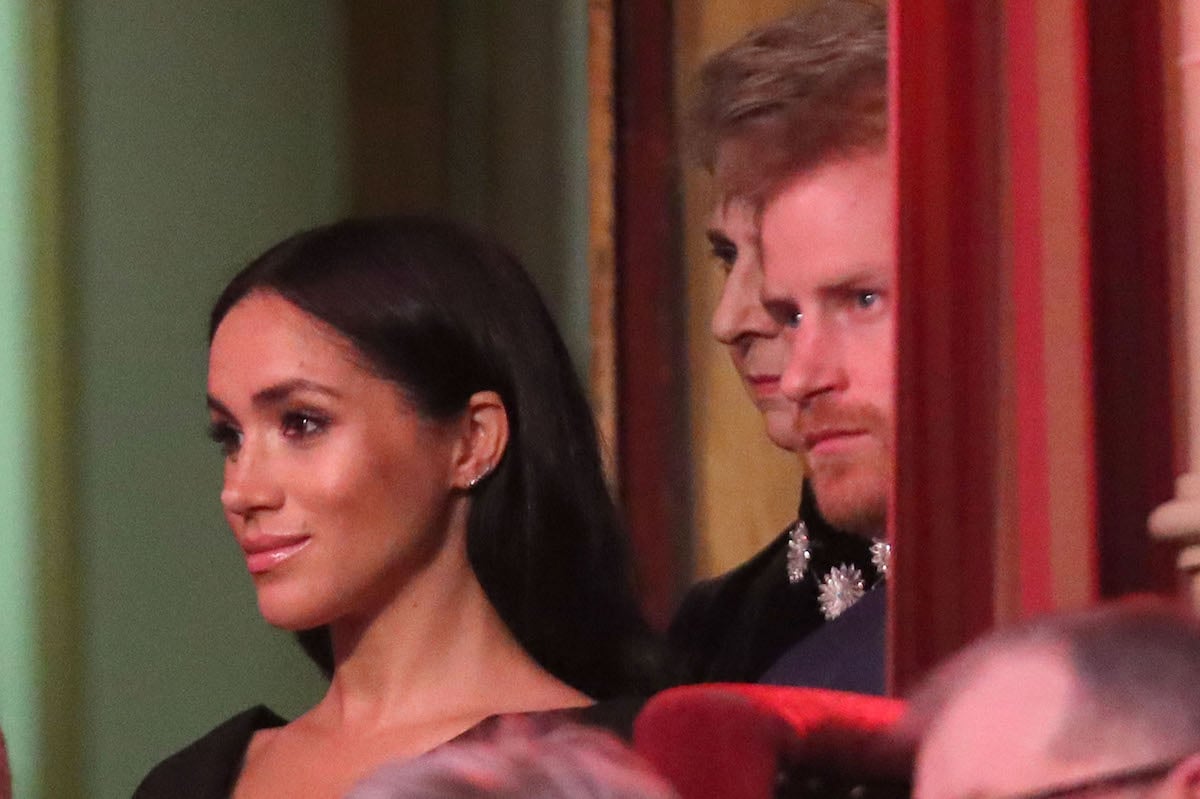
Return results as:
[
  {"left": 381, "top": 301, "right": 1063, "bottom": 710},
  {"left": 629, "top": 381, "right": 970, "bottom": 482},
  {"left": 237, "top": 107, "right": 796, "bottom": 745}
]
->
[
  {"left": 711, "top": 264, "right": 778, "bottom": 344},
  {"left": 220, "top": 442, "right": 284, "bottom": 519}
]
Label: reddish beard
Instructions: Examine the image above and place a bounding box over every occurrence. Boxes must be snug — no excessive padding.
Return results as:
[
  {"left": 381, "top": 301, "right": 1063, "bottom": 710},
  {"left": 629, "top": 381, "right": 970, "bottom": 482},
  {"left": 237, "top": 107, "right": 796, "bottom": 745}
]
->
[{"left": 797, "top": 398, "right": 892, "bottom": 537}]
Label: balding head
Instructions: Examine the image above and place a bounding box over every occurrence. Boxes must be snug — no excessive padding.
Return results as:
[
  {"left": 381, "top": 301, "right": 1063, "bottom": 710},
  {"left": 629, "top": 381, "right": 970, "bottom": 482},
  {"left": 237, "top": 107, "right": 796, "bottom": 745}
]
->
[{"left": 910, "top": 601, "right": 1200, "bottom": 799}]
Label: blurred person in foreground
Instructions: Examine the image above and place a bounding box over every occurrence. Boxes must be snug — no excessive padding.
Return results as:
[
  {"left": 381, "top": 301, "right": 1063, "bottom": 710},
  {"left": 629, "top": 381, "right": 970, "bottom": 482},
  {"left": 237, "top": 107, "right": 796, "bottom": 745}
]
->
[
  {"left": 670, "top": 0, "right": 894, "bottom": 692},
  {"left": 909, "top": 600, "right": 1200, "bottom": 799},
  {"left": 345, "top": 716, "right": 678, "bottom": 799}
]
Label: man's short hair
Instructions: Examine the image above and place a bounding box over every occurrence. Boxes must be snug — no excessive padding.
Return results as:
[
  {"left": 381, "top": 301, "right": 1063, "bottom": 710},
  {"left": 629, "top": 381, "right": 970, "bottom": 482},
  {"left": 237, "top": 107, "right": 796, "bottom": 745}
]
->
[
  {"left": 686, "top": 0, "right": 888, "bottom": 203},
  {"left": 906, "top": 600, "right": 1200, "bottom": 763}
]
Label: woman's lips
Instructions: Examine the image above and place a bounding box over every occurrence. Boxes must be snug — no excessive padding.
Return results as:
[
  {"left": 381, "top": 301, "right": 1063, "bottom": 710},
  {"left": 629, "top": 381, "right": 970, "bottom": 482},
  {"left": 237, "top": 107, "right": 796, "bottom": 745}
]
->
[
  {"left": 745, "top": 374, "right": 782, "bottom": 399},
  {"left": 241, "top": 535, "right": 311, "bottom": 575}
]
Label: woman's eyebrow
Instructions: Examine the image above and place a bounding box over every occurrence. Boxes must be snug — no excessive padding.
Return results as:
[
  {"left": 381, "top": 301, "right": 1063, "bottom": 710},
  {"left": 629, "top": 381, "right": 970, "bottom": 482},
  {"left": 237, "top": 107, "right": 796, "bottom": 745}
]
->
[
  {"left": 251, "top": 379, "right": 342, "bottom": 406},
  {"left": 706, "top": 228, "right": 735, "bottom": 249},
  {"left": 206, "top": 379, "right": 343, "bottom": 416},
  {"left": 206, "top": 395, "right": 233, "bottom": 417}
]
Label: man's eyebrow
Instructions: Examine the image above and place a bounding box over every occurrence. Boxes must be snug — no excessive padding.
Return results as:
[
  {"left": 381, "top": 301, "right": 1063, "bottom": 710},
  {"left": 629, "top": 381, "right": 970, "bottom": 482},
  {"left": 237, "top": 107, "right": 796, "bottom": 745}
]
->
[
  {"left": 816, "top": 266, "right": 892, "bottom": 292},
  {"left": 759, "top": 265, "right": 891, "bottom": 305},
  {"left": 758, "top": 286, "right": 797, "bottom": 309},
  {"left": 206, "top": 379, "right": 343, "bottom": 415}
]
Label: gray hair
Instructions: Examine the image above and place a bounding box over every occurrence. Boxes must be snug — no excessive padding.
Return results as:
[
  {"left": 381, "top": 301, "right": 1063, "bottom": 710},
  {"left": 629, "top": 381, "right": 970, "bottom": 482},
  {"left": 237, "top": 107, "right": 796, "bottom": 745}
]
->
[{"left": 345, "top": 718, "right": 679, "bottom": 799}]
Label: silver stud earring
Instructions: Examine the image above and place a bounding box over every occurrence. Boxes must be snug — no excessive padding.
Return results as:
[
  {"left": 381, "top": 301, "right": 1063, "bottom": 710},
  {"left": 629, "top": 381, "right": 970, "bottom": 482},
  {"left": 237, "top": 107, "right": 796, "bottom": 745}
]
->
[{"left": 467, "top": 467, "right": 491, "bottom": 489}]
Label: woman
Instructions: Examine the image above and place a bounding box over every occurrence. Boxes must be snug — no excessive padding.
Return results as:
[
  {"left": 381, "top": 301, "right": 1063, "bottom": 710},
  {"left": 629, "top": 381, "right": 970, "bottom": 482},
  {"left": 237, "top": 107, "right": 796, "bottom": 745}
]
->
[{"left": 135, "top": 217, "right": 664, "bottom": 798}]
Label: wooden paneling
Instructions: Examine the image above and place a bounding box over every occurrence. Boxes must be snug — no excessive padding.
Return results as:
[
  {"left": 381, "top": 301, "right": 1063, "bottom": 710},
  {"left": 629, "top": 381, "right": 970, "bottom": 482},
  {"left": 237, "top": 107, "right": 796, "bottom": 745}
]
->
[
  {"left": 344, "top": 1, "right": 448, "bottom": 215},
  {"left": 590, "top": 0, "right": 618, "bottom": 470}
]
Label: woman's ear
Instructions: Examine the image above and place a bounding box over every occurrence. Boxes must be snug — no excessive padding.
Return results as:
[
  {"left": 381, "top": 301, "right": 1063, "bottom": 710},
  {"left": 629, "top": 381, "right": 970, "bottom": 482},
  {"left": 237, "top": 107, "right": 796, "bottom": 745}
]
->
[{"left": 451, "top": 390, "right": 509, "bottom": 491}]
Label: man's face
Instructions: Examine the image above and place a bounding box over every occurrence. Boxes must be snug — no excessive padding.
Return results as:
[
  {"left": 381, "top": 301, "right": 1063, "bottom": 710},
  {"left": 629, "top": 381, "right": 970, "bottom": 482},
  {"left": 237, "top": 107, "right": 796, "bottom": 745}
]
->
[
  {"left": 708, "top": 197, "right": 803, "bottom": 451},
  {"left": 759, "top": 150, "right": 895, "bottom": 536},
  {"left": 914, "top": 648, "right": 1173, "bottom": 799}
]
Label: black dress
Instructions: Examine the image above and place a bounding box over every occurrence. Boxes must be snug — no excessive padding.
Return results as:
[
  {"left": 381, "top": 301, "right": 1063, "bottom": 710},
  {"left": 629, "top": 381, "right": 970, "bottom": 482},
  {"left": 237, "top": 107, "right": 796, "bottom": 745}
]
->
[
  {"left": 133, "top": 698, "right": 644, "bottom": 799},
  {"left": 668, "top": 482, "right": 884, "bottom": 689}
]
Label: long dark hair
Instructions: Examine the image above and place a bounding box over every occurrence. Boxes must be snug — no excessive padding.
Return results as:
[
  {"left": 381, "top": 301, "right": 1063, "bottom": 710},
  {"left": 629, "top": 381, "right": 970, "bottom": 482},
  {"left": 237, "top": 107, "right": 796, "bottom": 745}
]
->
[{"left": 210, "top": 216, "right": 665, "bottom": 698}]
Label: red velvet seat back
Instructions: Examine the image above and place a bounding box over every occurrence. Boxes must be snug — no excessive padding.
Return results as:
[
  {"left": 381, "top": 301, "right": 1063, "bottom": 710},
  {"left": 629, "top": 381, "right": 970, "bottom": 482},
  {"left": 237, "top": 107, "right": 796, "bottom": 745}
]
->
[{"left": 633, "top": 684, "right": 912, "bottom": 799}]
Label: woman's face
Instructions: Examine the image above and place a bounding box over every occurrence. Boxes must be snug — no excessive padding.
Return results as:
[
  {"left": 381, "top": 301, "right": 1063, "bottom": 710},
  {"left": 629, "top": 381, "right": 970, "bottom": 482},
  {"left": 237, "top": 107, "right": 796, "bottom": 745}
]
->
[
  {"left": 207, "top": 291, "right": 464, "bottom": 630},
  {"left": 707, "top": 198, "right": 802, "bottom": 451}
]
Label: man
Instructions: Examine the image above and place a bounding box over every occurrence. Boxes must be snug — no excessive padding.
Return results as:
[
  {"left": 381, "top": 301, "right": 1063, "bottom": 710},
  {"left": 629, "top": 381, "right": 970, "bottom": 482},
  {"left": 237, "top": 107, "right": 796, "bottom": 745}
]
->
[
  {"left": 669, "top": 0, "right": 893, "bottom": 691},
  {"left": 911, "top": 602, "right": 1200, "bottom": 799}
]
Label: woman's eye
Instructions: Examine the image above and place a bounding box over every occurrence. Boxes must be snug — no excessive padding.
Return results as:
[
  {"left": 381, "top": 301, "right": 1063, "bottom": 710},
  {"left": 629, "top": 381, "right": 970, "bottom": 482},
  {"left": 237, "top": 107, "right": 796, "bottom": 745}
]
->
[
  {"left": 207, "top": 422, "right": 241, "bottom": 457},
  {"left": 281, "top": 411, "right": 327, "bottom": 439},
  {"left": 711, "top": 243, "right": 737, "bottom": 269}
]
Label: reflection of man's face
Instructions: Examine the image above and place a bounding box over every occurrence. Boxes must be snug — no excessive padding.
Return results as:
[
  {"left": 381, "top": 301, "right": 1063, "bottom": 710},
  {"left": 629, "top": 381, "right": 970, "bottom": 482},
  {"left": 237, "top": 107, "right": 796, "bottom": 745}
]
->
[
  {"left": 915, "top": 648, "right": 1173, "bottom": 799},
  {"left": 760, "top": 150, "right": 894, "bottom": 537},
  {"left": 707, "top": 197, "right": 803, "bottom": 452}
]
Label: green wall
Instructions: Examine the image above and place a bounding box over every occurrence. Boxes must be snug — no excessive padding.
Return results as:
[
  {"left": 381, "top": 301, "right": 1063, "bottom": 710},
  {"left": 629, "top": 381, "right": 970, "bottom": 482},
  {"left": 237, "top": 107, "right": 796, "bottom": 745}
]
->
[
  {"left": 445, "top": 0, "right": 591, "bottom": 370},
  {"left": 70, "top": 3, "right": 345, "bottom": 795},
  {"left": 0, "top": 3, "right": 37, "bottom": 796}
]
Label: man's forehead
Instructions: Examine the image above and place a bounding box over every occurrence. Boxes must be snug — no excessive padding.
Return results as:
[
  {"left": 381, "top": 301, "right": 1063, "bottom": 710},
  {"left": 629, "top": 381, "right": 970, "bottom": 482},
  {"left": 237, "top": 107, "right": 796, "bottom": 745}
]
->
[
  {"left": 756, "top": 151, "right": 895, "bottom": 295},
  {"left": 916, "top": 649, "right": 1084, "bottom": 798}
]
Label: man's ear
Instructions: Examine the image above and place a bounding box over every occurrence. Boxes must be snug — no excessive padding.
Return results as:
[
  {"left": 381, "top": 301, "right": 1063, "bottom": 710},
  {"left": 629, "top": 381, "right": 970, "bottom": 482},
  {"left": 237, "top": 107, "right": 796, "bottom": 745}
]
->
[
  {"left": 1161, "top": 753, "right": 1200, "bottom": 799},
  {"left": 451, "top": 390, "right": 509, "bottom": 491}
]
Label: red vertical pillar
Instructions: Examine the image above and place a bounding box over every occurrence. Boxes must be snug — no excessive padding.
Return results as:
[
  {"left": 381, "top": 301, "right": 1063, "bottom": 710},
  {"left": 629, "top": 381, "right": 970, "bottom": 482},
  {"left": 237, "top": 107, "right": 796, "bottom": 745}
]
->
[
  {"left": 1006, "top": 2, "right": 1058, "bottom": 614},
  {"left": 890, "top": 0, "right": 1005, "bottom": 692},
  {"left": 612, "top": 0, "right": 690, "bottom": 627}
]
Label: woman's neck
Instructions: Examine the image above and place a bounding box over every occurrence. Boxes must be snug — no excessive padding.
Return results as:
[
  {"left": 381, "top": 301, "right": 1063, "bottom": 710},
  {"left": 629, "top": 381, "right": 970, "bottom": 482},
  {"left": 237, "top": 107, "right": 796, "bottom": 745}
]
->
[{"left": 309, "top": 535, "right": 590, "bottom": 734}]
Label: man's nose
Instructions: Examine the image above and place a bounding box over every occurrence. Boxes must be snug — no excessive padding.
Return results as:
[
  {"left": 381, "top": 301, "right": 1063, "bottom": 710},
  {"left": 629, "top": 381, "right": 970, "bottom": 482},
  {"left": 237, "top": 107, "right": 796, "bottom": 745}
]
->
[{"left": 780, "top": 319, "right": 848, "bottom": 406}]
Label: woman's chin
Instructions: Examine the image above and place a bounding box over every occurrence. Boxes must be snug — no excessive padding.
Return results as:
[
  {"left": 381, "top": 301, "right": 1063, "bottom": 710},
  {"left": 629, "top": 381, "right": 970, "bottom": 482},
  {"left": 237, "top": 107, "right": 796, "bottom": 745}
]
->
[
  {"left": 762, "top": 410, "right": 803, "bottom": 453},
  {"left": 255, "top": 592, "right": 331, "bottom": 632}
]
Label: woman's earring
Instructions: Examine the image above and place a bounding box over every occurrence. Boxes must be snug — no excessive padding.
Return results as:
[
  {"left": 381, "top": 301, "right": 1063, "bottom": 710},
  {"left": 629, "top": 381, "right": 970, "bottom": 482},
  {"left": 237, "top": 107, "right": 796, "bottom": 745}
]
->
[{"left": 467, "top": 467, "right": 491, "bottom": 489}]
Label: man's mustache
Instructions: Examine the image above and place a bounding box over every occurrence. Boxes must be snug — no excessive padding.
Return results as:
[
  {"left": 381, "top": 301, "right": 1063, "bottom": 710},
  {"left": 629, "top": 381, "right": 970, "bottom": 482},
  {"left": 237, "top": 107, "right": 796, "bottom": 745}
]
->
[{"left": 795, "top": 400, "right": 890, "bottom": 443}]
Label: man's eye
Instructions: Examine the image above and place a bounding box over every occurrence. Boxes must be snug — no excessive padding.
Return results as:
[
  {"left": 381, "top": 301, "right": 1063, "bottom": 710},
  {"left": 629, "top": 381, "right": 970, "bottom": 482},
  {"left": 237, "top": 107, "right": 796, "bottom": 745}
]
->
[
  {"left": 207, "top": 422, "right": 241, "bottom": 458},
  {"left": 856, "top": 291, "right": 879, "bottom": 309},
  {"left": 281, "top": 411, "right": 327, "bottom": 439},
  {"left": 767, "top": 304, "right": 803, "bottom": 328}
]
